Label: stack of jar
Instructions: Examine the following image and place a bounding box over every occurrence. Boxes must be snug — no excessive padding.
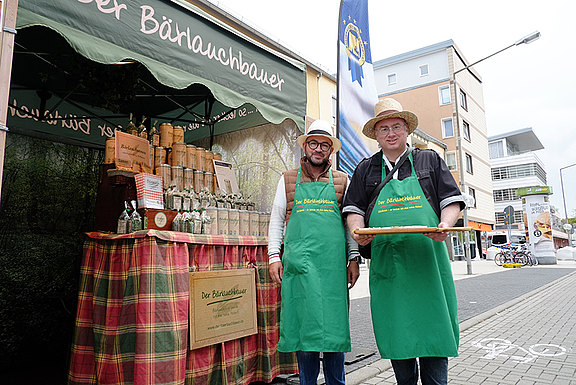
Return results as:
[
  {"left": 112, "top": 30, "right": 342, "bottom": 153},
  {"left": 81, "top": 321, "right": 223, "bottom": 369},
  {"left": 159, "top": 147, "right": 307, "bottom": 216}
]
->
[{"left": 151, "top": 122, "right": 222, "bottom": 194}]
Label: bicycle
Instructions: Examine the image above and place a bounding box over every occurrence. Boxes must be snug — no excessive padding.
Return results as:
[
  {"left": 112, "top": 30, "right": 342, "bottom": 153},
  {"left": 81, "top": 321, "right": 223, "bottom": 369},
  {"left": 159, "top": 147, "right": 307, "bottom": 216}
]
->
[
  {"left": 523, "top": 248, "right": 539, "bottom": 266},
  {"left": 494, "top": 243, "right": 529, "bottom": 266}
]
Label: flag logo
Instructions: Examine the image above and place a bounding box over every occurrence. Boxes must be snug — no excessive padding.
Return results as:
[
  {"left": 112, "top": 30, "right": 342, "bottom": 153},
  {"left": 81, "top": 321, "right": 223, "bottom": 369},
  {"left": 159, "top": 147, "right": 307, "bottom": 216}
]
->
[{"left": 343, "top": 18, "right": 366, "bottom": 85}]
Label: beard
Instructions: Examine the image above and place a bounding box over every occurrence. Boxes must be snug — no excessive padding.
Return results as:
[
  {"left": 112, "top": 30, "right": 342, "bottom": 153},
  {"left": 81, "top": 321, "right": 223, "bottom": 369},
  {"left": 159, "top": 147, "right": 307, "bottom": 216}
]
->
[{"left": 306, "top": 153, "right": 329, "bottom": 168}]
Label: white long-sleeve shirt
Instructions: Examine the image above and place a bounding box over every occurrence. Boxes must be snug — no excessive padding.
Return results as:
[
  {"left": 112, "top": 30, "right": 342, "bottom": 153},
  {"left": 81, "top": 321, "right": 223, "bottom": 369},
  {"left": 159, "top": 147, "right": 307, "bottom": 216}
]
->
[{"left": 267, "top": 175, "right": 359, "bottom": 264}]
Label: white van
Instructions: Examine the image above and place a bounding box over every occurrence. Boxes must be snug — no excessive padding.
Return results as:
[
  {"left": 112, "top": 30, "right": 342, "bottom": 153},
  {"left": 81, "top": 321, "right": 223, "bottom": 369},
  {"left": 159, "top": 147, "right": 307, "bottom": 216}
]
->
[{"left": 486, "top": 230, "right": 527, "bottom": 248}]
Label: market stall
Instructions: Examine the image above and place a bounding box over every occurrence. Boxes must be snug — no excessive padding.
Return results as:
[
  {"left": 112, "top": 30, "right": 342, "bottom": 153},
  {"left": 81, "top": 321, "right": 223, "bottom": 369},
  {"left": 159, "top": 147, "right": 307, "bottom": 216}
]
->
[{"left": 4, "top": 0, "right": 307, "bottom": 383}]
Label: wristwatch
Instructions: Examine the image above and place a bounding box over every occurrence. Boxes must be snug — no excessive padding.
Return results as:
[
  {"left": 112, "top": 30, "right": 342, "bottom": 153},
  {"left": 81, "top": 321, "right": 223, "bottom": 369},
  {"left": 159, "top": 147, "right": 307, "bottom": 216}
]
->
[{"left": 348, "top": 255, "right": 362, "bottom": 264}]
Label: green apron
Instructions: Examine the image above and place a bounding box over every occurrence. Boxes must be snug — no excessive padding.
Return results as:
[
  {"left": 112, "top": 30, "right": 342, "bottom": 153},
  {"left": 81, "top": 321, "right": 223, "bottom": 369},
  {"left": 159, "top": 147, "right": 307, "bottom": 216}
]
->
[
  {"left": 368, "top": 154, "right": 459, "bottom": 359},
  {"left": 278, "top": 168, "right": 351, "bottom": 352}
]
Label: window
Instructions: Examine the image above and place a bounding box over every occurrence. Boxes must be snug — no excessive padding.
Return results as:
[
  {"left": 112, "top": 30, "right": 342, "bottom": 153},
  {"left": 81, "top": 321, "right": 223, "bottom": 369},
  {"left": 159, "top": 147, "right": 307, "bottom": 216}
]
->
[
  {"left": 445, "top": 151, "right": 457, "bottom": 171},
  {"left": 387, "top": 73, "right": 397, "bottom": 85},
  {"left": 442, "top": 118, "right": 454, "bottom": 138},
  {"left": 468, "top": 187, "right": 476, "bottom": 208},
  {"left": 419, "top": 64, "right": 429, "bottom": 76},
  {"left": 491, "top": 163, "right": 547, "bottom": 182},
  {"left": 463, "top": 121, "right": 470, "bottom": 141},
  {"left": 495, "top": 211, "right": 524, "bottom": 225},
  {"left": 439, "top": 85, "right": 451, "bottom": 105},
  {"left": 493, "top": 188, "right": 520, "bottom": 202},
  {"left": 459, "top": 90, "right": 468, "bottom": 111},
  {"left": 489, "top": 141, "right": 504, "bottom": 159},
  {"left": 465, "top": 153, "right": 473, "bottom": 174}
]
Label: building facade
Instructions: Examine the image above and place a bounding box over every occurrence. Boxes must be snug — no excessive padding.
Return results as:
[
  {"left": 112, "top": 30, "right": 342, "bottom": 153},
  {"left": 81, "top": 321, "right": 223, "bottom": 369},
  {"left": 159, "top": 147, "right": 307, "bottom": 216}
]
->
[
  {"left": 373, "top": 40, "right": 495, "bottom": 258},
  {"left": 489, "top": 127, "right": 546, "bottom": 229}
]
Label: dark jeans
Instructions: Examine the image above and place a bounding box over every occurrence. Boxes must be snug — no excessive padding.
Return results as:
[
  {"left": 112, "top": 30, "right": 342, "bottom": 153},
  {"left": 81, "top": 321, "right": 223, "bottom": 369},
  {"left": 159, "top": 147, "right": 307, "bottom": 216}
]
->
[
  {"left": 296, "top": 351, "right": 345, "bottom": 385},
  {"left": 390, "top": 357, "right": 448, "bottom": 385}
]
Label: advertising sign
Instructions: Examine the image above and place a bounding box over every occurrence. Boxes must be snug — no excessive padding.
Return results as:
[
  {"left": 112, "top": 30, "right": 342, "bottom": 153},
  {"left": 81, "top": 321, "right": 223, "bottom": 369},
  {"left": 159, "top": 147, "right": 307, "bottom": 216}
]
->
[
  {"left": 189, "top": 269, "right": 257, "bottom": 350},
  {"left": 522, "top": 194, "right": 556, "bottom": 263}
]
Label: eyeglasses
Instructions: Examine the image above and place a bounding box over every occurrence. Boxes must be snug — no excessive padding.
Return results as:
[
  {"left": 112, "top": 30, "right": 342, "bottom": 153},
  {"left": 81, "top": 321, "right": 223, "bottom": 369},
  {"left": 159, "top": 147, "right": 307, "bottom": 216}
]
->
[
  {"left": 374, "top": 124, "right": 406, "bottom": 136},
  {"left": 306, "top": 140, "right": 332, "bottom": 152}
]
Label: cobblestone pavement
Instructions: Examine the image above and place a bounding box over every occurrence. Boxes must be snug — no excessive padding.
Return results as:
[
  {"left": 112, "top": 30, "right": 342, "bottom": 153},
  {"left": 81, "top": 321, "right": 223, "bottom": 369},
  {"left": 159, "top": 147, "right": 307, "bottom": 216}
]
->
[{"left": 347, "top": 270, "right": 576, "bottom": 385}]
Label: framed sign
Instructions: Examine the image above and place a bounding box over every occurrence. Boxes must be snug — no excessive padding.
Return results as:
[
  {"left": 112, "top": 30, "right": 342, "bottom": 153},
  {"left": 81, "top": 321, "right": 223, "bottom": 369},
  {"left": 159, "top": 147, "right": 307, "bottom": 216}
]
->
[
  {"left": 189, "top": 269, "right": 257, "bottom": 350},
  {"left": 213, "top": 160, "right": 240, "bottom": 194}
]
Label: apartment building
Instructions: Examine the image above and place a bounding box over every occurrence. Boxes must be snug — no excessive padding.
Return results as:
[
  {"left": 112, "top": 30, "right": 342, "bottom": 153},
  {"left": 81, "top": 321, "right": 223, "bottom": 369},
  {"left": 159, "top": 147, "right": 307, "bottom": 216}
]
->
[
  {"left": 373, "top": 40, "right": 496, "bottom": 257},
  {"left": 489, "top": 127, "right": 546, "bottom": 229}
]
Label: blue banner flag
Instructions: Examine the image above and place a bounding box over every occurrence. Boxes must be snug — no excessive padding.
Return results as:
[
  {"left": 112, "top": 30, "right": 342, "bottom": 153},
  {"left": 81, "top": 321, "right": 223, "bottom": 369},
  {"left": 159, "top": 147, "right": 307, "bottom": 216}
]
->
[{"left": 337, "top": 0, "right": 379, "bottom": 175}]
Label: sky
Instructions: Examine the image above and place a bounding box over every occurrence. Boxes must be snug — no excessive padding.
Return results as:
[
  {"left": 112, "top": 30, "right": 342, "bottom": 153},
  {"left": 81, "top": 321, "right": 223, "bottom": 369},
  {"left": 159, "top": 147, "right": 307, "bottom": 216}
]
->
[{"left": 207, "top": 0, "right": 576, "bottom": 218}]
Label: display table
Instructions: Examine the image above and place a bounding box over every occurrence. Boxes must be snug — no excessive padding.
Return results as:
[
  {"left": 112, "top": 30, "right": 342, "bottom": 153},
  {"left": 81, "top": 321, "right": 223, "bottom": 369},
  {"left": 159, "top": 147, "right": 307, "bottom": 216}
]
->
[{"left": 68, "top": 230, "right": 297, "bottom": 385}]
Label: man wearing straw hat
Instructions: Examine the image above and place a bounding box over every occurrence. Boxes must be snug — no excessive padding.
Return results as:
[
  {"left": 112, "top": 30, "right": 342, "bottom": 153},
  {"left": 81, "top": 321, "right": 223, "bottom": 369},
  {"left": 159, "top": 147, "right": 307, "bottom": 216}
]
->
[
  {"left": 343, "top": 99, "right": 465, "bottom": 385},
  {"left": 268, "top": 119, "right": 360, "bottom": 385}
]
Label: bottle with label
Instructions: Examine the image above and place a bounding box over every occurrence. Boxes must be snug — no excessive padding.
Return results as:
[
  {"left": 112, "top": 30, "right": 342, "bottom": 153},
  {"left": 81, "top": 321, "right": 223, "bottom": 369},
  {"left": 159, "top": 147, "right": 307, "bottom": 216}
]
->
[
  {"left": 138, "top": 119, "right": 148, "bottom": 140},
  {"left": 165, "top": 184, "right": 176, "bottom": 210},
  {"left": 182, "top": 211, "right": 193, "bottom": 233},
  {"left": 149, "top": 120, "right": 160, "bottom": 147},
  {"left": 182, "top": 189, "right": 191, "bottom": 212},
  {"left": 130, "top": 200, "right": 143, "bottom": 231},
  {"left": 201, "top": 208, "right": 212, "bottom": 234},
  {"left": 117, "top": 203, "right": 131, "bottom": 234},
  {"left": 192, "top": 209, "right": 203, "bottom": 234},
  {"left": 172, "top": 211, "right": 183, "bottom": 232},
  {"left": 126, "top": 114, "right": 138, "bottom": 136}
]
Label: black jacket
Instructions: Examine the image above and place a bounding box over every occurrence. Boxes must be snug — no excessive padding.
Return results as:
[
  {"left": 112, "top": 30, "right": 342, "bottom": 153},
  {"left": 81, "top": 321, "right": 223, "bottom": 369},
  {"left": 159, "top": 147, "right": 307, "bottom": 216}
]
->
[{"left": 342, "top": 148, "right": 465, "bottom": 220}]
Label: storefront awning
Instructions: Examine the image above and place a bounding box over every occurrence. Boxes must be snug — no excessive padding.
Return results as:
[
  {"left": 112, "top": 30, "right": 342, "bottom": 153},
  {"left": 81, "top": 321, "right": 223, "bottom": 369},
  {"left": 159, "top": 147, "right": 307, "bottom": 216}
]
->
[{"left": 12, "top": 0, "right": 306, "bottom": 147}]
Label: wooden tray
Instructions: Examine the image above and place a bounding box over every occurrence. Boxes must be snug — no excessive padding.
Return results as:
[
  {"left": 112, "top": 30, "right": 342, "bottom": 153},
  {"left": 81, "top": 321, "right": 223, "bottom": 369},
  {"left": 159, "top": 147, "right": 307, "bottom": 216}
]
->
[{"left": 354, "top": 226, "right": 472, "bottom": 235}]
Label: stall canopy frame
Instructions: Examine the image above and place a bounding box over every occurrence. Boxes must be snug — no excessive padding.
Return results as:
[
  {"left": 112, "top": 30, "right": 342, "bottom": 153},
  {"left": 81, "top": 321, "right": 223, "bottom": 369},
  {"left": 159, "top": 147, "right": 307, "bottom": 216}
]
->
[{"left": 9, "top": 0, "right": 307, "bottom": 148}]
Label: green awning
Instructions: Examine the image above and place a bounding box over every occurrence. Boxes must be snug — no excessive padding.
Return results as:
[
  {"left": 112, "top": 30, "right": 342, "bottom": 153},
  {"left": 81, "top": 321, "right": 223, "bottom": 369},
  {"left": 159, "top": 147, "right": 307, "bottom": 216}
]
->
[{"left": 12, "top": 0, "right": 306, "bottom": 146}]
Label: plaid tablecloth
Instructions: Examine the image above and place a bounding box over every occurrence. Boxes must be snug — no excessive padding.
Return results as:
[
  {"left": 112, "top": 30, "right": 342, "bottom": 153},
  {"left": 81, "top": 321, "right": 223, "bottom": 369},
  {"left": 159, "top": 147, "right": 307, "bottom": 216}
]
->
[{"left": 68, "top": 231, "right": 297, "bottom": 385}]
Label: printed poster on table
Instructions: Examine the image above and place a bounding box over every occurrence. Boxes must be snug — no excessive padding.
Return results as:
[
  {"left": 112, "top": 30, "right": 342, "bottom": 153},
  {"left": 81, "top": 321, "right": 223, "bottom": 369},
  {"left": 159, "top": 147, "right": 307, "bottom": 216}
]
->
[{"left": 189, "top": 269, "right": 257, "bottom": 350}]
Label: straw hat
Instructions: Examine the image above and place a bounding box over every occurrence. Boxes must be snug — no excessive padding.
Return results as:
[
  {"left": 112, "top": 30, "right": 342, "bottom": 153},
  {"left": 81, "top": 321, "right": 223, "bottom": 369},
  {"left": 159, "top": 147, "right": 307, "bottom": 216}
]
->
[
  {"left": 296, "top": 120, "right": 342, "bottom": 153},
  {"left": 362, "top": 98, "right": 418, "bottom": 139}
]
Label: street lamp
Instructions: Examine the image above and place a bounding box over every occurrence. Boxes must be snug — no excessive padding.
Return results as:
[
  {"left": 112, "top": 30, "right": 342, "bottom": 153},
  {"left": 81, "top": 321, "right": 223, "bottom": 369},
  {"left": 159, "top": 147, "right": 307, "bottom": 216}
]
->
[
  {"left": 560, "top": 163, "right": 576, "bottom": 247},
  {"left": 451, "top": 31, "right": 541, "bottom": 275}
]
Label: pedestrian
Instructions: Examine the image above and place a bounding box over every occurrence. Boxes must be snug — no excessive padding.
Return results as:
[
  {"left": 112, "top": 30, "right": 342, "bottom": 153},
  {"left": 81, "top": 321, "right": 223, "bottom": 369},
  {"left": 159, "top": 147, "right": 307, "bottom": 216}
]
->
[
  {"left": 268, "top": 119, "right": 361, "bottom": 385},
  {"left": 343, "top": 99, "right": 465, "bottom": 385}
]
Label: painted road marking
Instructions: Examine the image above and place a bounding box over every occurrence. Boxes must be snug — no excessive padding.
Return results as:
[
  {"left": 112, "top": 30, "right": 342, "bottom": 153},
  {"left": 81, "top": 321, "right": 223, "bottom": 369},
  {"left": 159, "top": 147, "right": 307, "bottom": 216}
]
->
[{"left": 471, "top": 338, "right": 567, "bottom": 364}]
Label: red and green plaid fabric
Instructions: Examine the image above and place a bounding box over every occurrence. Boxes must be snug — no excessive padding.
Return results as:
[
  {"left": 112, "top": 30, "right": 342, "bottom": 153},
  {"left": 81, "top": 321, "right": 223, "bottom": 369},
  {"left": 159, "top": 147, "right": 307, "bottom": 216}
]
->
[{"left": 68, "top": 231, "right": 297, "bottom": 385}]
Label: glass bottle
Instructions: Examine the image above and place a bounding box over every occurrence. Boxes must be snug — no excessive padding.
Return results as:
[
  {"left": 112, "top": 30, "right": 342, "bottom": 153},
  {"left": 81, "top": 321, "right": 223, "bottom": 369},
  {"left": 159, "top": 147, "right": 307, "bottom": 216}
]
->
[
  {"left": 192, "top": 209, "right": 202, "bottom": 234},
  {"left": 201, "top": 208, "right": 212, "bottom": 234},
  {"left": 117, "top": 203, "right": 130, "bottom": 234},
  {"left": 138, "top": 121, "right": 148, "bottom": 140},
  {"left": 172, "top": 211, "right": 183, "bottom": 232},
  {"left": 126, "top": 114, "right": 138, "bottom": 136},
  {"left": 182, "top": 211, "right": 193, "bottom": 233},
  {"left": 149, "top": 120, "right": 160, "bottom": 147},
  {"left": 130, "top": 200, "right": 143, "bottom": 231}
]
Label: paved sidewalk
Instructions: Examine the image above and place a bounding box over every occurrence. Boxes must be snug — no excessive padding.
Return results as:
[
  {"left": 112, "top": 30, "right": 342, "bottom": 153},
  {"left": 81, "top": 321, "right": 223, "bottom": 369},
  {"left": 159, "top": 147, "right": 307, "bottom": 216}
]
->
[{"left": 346, "top": 269, "right": 576, "bottom": 385}]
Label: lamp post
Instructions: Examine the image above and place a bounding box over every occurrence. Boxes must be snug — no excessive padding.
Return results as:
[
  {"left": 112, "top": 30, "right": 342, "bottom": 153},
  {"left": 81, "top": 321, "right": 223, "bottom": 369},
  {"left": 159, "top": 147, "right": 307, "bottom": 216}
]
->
[
  {"left": 450, "top": 31, "right": 540, "bottom": 275},
  {"left": 560, "top": 163, "right": 576, "bottom": 247}
]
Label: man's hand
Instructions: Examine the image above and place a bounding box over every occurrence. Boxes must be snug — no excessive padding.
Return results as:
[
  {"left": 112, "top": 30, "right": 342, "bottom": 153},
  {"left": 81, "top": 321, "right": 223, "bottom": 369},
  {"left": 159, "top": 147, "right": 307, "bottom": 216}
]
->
[
  {"left": 347, "top": 260, "right": 360, "bottom": 289},
  {"left": 347, "top": 213, "right": 376, "bottom": 246},
  {"left": 269, "top": 261, "right": 283, "bottom": 284},
  {"left": 424, "top": 222, "right": 450, "bottom": 242},
  {"left": 424, "top": 203, "right": 461, "bottom": 242}
]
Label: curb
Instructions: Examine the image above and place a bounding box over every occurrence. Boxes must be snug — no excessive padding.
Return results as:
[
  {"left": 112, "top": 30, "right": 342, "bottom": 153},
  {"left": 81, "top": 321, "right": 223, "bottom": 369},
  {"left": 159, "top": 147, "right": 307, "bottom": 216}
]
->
[{"left": 345, "top": 270, "right": 576, "bottom": 385}]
